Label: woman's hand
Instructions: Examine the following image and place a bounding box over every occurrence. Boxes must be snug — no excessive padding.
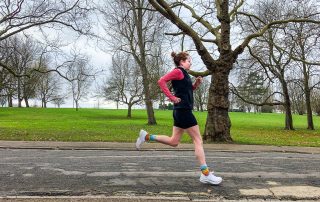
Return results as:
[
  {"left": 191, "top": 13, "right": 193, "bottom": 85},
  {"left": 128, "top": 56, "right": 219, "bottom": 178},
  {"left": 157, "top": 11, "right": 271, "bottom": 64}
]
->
[
  {"left": 172, "top": 97, "right": 181, "bottom": 104},
  {"left": 195, "top": 76, "right": 203, "bottom": 85}
]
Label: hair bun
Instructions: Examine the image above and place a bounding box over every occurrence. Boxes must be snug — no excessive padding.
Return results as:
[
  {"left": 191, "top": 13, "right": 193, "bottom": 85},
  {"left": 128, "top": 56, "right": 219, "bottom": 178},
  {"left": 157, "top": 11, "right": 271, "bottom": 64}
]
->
[{"left": 171, "top": 52, "right": 176, "bottom": 58}]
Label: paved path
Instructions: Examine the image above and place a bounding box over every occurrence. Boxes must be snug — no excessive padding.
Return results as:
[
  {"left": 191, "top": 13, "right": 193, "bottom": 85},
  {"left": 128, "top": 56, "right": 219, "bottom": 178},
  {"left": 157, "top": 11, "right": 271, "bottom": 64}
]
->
[{"left": 0, "top": 141, "right": 319, "bottom": 201}]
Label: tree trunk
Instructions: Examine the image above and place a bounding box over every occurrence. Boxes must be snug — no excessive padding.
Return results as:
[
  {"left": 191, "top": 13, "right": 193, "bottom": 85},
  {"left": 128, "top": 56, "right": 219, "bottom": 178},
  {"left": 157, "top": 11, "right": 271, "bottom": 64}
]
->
[
  {"left": 305, "top": 88, "right": 314, "bottom": 130},
  {"left": 18, "top": 79, "right": 22, "bottom": 107},
  {"left": 127, "top": 104, "right": 132, "bottom": 118},
  {"left": 282, "top": 82, "right": 294, "bottom": 130},
  {"left": 75, "top": 101, "right": 79, "bottom": 111},
  {"left": 135, "top": 1, "right": 156, "bottom": 125},
  {"left": 145, "top": 97, "right": 156, "bottom": 124},
  {"left": 302, "top": 62, "right": 314, "bottom": 130},
  {"left": 7, "top": 95, "right": 13, "bottom": 107},
  {"left": 18, "top": 98, "right": 23, "bottom": 107},
  {"left": 204, "top": 68, "right": 232, "bottom": 142},
  {"left": 24, "top": 97, "right": 29, "bottom": 108}
]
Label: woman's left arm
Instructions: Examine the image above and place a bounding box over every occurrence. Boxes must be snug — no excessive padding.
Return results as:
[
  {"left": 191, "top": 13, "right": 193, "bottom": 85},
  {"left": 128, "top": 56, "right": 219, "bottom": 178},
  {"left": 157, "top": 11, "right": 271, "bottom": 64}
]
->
[{"left": 192, "top": 76, "right": 203, "bottom": 90}]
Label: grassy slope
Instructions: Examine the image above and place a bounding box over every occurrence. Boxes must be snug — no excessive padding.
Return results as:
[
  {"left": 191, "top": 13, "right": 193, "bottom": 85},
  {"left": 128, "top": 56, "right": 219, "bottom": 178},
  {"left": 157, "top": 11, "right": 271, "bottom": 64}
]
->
[{"left": 0, "top": 108, "right": 319, "bottom": 147}]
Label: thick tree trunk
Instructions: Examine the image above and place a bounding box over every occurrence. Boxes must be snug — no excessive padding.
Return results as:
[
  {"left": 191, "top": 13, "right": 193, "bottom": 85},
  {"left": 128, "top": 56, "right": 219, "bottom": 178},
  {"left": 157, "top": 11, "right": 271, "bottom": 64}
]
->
[
  {"left": 145, "top": 97, "right": 156, "bottom": 124},
  {"left": 204, "top": 68, "right": 232, "bottom": 142}
]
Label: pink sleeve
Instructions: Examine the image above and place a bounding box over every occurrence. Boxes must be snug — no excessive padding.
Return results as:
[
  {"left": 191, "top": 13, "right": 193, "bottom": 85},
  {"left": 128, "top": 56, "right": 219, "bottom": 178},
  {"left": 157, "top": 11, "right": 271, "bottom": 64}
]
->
[{"left": 158, "top": 68, "right": 184, "bottom": 101}]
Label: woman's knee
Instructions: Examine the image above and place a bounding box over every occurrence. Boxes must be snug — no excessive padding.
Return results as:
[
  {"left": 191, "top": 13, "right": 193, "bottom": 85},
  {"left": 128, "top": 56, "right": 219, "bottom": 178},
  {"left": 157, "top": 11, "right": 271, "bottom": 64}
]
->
[
  {"left": 170, "top": 138, "right": 180, "bottom": 147},
  {"left": 193, "top": 137, "right": 203, "bottom": 146}
]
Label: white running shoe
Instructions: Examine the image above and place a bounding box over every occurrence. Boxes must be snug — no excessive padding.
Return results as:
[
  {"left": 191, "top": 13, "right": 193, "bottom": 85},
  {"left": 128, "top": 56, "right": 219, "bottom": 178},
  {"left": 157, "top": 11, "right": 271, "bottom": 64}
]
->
[
  {"left": 199, "top": 172, "right": 223, "bottom": 185},
  {"left": 136, "top": 129, "right": 148, "bottom": 150}
]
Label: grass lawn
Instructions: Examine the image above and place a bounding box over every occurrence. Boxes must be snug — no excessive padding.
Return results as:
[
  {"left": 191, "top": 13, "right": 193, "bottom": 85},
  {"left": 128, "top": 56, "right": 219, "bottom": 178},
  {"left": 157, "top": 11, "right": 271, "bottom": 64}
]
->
[{"left": 0, "top": 107, "right": 319, "bottom": 147}]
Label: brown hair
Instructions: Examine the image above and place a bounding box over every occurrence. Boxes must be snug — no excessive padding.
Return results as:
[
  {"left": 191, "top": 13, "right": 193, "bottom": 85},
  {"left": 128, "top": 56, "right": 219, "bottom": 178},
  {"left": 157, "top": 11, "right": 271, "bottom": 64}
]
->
[{"left": 171, "top": 51, "right": 189, "bottom": 67}]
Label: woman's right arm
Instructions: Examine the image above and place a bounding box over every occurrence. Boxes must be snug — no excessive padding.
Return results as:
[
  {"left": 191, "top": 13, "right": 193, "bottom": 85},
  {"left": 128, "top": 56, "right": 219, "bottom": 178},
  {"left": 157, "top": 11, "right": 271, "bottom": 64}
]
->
[{"left": 157, "top": 68, "right": 184, "bottom": 102}]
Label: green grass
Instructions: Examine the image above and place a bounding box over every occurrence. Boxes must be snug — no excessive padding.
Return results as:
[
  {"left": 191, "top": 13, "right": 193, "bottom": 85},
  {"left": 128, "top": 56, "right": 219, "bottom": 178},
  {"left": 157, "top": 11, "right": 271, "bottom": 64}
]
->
[{"left": 0, "top": 108, "right": 319, "bottom": 147}]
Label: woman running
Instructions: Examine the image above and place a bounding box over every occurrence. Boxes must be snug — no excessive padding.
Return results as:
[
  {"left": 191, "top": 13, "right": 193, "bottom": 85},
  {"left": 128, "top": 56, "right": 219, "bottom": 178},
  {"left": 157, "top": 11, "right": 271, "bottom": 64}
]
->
[{"left": 135, "top": 51, "right": 222, "bottom": 185}]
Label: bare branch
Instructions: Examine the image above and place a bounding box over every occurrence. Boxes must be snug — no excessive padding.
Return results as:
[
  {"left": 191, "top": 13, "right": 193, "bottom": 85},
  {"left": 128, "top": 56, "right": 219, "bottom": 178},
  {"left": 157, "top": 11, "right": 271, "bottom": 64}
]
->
[
  {"left": 229, "top": 0, "right": 245, "bottom": 23},
  {"left": 170, "top": 2, "right": 221, "bottom": 39},
  {"left": 233, "top": 17, "right": 320, "bottom": 58},
  {"left": 148, "top": 0, "right": 217, "bottom": 69},
  {"left": 230, "top": 83, "right": 284, "bottom": 106},
  {"left": 187, "top": 69, "right": 211, "bottom": 77}
]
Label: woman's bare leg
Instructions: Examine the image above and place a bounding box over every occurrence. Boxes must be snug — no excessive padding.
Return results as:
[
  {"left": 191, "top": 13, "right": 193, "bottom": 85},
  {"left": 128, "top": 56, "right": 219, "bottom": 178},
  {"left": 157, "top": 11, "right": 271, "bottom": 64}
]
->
[
  {"left": 185, "top": 125, "right": 206, "bottom": 166},
  {"left": 154, "top": 126, "right": 184, "bottom": 147}
]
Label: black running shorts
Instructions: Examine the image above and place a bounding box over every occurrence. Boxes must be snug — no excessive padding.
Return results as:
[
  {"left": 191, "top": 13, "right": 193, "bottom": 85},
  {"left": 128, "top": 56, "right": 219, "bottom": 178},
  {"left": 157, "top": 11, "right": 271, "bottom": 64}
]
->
[{"left": 173, "top": 109, "right": 198, "bottom": 129}]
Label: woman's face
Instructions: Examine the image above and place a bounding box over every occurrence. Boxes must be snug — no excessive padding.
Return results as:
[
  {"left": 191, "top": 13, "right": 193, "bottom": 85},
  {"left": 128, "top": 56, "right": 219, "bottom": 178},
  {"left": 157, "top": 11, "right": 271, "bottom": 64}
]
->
[{"left": 180, "top": 56, "right": 192, "bottom": 70}]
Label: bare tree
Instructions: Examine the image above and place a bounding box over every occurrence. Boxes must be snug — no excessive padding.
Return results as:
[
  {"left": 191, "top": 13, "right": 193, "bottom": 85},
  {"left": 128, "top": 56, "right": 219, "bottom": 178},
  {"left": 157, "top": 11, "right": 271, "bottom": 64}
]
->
[
  {"left": 0, "top": 0, "right": 93, "bottom": 77},
  {"left": 284, "top": 19, "right": 320, "bottom": 129},
  {"left": 311, "top": 89, "right": 320, "bottom": 116},
  {"left": 3, "top": 36, "right": 42, "bottom": 107},
  {"left": 52, "top": 97, "right": 66, "bottom": 108},
  {"left": 241, "top": 0, "right": 320, "bottom": 129},
  {"left": 194, "top": 76, "right": 210, "bottom": 112},
  {"left": 67, "top": 55, "right": 93, "bottom": 111},
  {"left": 287, "top": 78, "right": 305, "bottom": 115},
  {"left": 0, "top": 42, "right": 14, "bottom": 106},
  {"left": 100, "top": 0, "right": 168, "bottom": 125},
  {"left": 36, "top": 60, "right": 64, "bottom": 108},
  {"left": 102, "top": 52, "right": 144, "bottom": 118}
]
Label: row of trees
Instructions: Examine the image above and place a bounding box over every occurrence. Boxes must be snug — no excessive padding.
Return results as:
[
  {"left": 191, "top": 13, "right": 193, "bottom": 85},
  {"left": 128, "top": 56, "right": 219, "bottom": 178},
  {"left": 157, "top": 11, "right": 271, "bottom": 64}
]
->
[
  {"left": 0, "top": 34, "right": 94, "bottom": 110},
  {"left": 230, "top": 0, "right": 320, "bottom": 130},
  {"left": 0, "top": 0, "right": 97, "bottom": 110}
]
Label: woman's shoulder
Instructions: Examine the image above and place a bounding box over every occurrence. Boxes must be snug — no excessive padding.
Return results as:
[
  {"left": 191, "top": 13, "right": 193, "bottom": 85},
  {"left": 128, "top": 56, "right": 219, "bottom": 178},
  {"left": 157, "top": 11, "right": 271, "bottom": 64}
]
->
[{"left": 167, "top": 68, "right": 184, "bottom": 80}]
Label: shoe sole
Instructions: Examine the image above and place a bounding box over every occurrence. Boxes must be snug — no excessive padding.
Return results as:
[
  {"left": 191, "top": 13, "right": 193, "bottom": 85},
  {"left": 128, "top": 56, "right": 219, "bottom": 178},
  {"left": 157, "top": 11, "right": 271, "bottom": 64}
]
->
[
  {"left": 135, "top": 139, "right": 141, "bottom": 150},
  {"left": 136, "top": 130, "right": 146, "bottom": 150},
  {"left": 200, "top": 179, "right": 222, "bottom": 185}
]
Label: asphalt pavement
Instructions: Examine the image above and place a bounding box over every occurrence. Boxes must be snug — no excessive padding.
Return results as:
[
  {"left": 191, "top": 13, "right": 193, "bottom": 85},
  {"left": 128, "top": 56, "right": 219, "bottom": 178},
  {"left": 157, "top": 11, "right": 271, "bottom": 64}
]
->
[{"left": 0, "top": 141, "right": 319, "bottom": 202}]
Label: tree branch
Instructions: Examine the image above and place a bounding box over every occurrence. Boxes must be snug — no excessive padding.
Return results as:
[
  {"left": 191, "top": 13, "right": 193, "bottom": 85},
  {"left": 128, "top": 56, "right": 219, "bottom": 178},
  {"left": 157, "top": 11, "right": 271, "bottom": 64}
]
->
[
  {"left": 148, "top": 0, "right": 217, "bottom": 69},
  {"left": 230, "top": 83, "right": 284, "bottom": 106},
  {"left": 233, "top": 17, "right": 320, "bottom": 58},
  {"left": 187, "top": 69, "right": 211, "bottom": 77}
]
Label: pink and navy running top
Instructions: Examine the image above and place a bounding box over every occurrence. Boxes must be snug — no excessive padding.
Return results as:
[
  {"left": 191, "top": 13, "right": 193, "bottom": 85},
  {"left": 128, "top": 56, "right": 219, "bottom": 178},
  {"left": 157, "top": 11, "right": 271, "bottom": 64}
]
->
[{"left": 158, "top": 67, "right": 196, "bottom": 110}]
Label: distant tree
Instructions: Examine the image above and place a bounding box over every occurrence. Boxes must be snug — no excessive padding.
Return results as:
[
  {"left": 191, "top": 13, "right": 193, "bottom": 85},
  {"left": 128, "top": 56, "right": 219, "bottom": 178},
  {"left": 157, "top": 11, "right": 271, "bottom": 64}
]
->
[
  {"left": 311, "top": 89, "right": 320, "bottom": 116},
  {"left": 67, "top": 55, "right": 93, "bottom": 111},
  {"left": 102, "top": 52, "right": 144, "bottom": 118},
  {"left": 36, "top": 63, "right": 64, "bottom": 108},
  {"left": 3, "top": 36, "right": 41, "bottom": 107},
  {"left": 52, "top": 97, "right": 66, "bottom": 108},
  {"left": 237, "top": 72, "right": 268, "bottom": 113},
  {"left": 194, "top": 77, "right": 210, "bottom": 112},
  {"left": 0, "top": 94, "right": 6, "bottom": 107},
  {"left": 288, "top": 79, "right": 305, "bottom": 115},
  {"left": 284, "top": 15, "right": 320, "bottom": 129}
]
